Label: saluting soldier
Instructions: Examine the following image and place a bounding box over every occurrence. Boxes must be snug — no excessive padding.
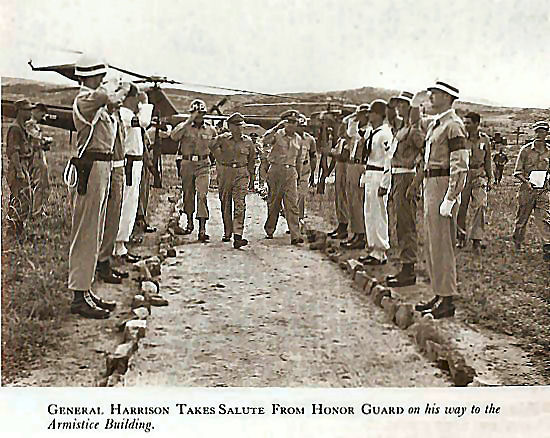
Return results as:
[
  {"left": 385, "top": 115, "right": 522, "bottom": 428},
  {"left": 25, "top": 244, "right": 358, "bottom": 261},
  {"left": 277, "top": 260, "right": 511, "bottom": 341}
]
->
[
  {"left": 340, "top": 104, "right": 370, "bottom": 250},
  {"left": 171, "top": 99, "right": 218, "bottom": 241},
  {"left": 68, "top": 54, "right": 131, "bottom": 319},
  {"left": 385, "top": 91, "right": 425, "bottom": 287},
  {"left": 210, "top": 113, "right": 256, "bottom": 248},
  {"left": 358, "top": 100, "right": 394, "bottom": 265},
  {"left": 456, "top": 112, "right": 493, "bottom": 251},
  {"left": 262, "top": 110, "right": 304, "bottom": 245},
  {"left": 6, "top": 99, "right": 35, "bottom": 236},
  {"left": 512, "top": 120, "right": 550, "bottom": 261},
  {"left": 295, "top": 113, "right": 317, "bottom": 226},
  {"left": 413, "top": 81, "right": 468, "bottom": 319}
]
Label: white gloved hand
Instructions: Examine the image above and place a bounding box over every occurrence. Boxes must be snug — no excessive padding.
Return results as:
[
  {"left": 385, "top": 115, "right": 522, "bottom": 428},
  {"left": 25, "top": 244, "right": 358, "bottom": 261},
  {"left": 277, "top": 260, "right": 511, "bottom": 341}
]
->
[
  {"left": 359, "top": 173, "right": 366, "bottom": 188},
  {"left": 439, "top": 197, "right": 456, "bottom": 217}
]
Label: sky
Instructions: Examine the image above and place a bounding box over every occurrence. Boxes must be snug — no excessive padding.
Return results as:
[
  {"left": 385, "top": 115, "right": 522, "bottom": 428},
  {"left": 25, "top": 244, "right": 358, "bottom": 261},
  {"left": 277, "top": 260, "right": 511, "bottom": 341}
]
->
[{"left": 1, "top": 0, "right": 549, "bottom": 108}]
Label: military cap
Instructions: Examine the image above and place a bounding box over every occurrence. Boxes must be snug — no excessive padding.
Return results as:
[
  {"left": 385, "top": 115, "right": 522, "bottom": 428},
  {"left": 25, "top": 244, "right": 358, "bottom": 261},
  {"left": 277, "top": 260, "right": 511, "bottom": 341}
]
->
[
  {"left": 392, "top": 91, "right": 414, "bottom": 104},
  {"left": 297, "top": 113, "right": 307, "bottom": 126},
  {"left": 427, "top": 80, "right": 459, "bottom": 99},
  {"left": 189, "top": 99, "right": 207, "bottom": 113},
  {"left": 532, "top": 121, "right": 549, "bottom": 131},
  {"left": 368, "top": 99, "right": 387, "bottom": 116},
  {"left": 33, "top": 102, "right": 49, "bottom": 112},
  {"left": 75, "top": 53, "right": 107, "bottom": 77},
  {"left": 227, "top": 112, "right": 245, "bottom": 126},
  {"left": 356, "top": 103, "right": 370, "bottom": 113},
  {"left": 280, "top": 109, "right": 300, "bottom": 122},
  {"left": 15, "top": 98, "right": 34, "bottom": 111}
]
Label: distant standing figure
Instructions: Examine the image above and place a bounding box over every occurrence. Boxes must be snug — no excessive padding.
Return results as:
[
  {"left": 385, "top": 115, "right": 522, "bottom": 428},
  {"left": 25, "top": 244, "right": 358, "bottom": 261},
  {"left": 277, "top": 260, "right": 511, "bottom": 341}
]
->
[{"left": 493, "top": 148, "right": 508, "bottom": 185}]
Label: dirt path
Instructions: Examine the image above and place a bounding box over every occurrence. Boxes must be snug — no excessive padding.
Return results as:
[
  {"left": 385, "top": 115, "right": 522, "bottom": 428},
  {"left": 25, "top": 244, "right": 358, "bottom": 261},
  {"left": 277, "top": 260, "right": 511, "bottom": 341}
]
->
[{"left": 125, "top": 192, "right": 448, "bottom": 387}]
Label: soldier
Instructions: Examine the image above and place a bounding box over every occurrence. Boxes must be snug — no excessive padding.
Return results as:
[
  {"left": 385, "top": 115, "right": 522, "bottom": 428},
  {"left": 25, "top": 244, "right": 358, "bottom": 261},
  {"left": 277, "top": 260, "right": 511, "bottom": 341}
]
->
[
  {"left": 493, "top": 145, "right": 508, "bottom": 185},
  {"left": 358, "top": 100, "right": 394, "bottom": 265},
  {"left": 456, "top": 112, "right": 492, "bottom": 250},
  {"left": 24, "top": 103, "right": 53, "bottom": 217},
  {"left": 68, "top": 54, "right": 131, "bottom": 319},
  {"left": 171, "top": 99, "right": 217, "bottom": 241},
  {"left": 512, "top": 120, "right": 550, "bottom": 260},
  {"left": 210, "top": 113, "right": 256, "bottom": 248},
  {"left": 341, "top": 104, "right": 370, "bottom": 250},
  {"left": 385, "top": 91, "right": 425, "bottom": 287},
  {"left": 296, "top": 113, "right": 317, "bottom": 226},
  {"left": 114, "top": 87, "right": 153, "bottom": 259},
  {"left": 413, "top": 81, "right": 468, "bottom": 319},
  {"left": 262, "top": 110, "right": 304, "bottom": 245},
  {"left": 5, "top": 99, "right": 35, "bottom": 236}
]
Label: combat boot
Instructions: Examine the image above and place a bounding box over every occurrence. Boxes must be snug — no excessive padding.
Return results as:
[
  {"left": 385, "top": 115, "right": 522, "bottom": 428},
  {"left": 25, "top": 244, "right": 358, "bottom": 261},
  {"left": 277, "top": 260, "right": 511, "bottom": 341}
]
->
[
  {"left": 70, "top": 291, "right": 110, "bottom": 319},
  {"left": 96, "top": 260, "right": 122, "bottom": 284},
  {"left": 88, "top": 290, "right": 117, "bottom": 311},
  {"left": 340, "top": 234, "right": 358, "bottom": 248},
  {"left": 233, "top": 234, "right": 248, "bottom": 249},
  {"left": 328, "top": 223, "right": 347, "bottom": 238},
  {"left": 415, "top": 295, "right": 440, "bottom": 312},
  {"left": 346, "top": 233, "right": 366, "bottom": 250},
  {"left": 387, "top": 263, "right": 416, "bottom": 287}
]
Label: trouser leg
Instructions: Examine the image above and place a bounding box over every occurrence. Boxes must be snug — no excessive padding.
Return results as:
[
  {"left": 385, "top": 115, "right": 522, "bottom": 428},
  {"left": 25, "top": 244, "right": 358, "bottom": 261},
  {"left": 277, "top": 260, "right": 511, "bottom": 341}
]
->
[
  {"left": 180, "top": 161, "right": 196, "bottom": 216},
  {"left": 117, "top": 161, "right": 143, "bottom": 243},
  {"left": 394, "top": 173, "right": 417, "bottom": 264},
  {"left": 468, "top": 175, "right": 487, "bottom": 241},
  {"left": 457, "top": 177, "right": 472, "bottom": 238},
  {"left": 513, "top": 184, "right": 536, "bottom": 244},
  {"left": 137, "top": 165, "right": 151, "bottom": 221},
  {"left": 98, "top": 167, "right": 124, "bottom": 263},
  {"left": 218, "top": 166, "right": 234, "bottom": 236},
  {"left": 346, "top": 163, "right": 366, "bottom": 234},
  {"left": 532, "top": 190, "right": 550, "bottom": 244},
  {"left": 424, "top": 177, "right": 458, "bottom": 298},
  {"left": 334, "top": 162, "right": 349, "bottom": 225},
  {"left": 282, "top": 168, "right": 301, "bottom": 240},
  {"left": 68, "top": 162, "right": 111, "bottom": 291},
  {"left": 364, "top": 171, "right": 390, "bottom": 260},
  {"left": 232, "top": 169, "right": 248, "bottom": 236},
  {"left": 264, "top": 166, "right": 284, "bottom": 235},
  {"left": 195, "top": 162, "right": 210, "bottom": 220}
]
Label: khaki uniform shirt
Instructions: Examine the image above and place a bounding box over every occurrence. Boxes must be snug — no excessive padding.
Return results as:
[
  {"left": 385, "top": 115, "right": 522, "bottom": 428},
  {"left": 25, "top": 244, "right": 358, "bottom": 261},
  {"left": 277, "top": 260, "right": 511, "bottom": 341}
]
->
[
  {"left": 211, "top": 132, "right": 256, "bottom": 174},
  {"left": 513, "top": 142, "right": 550, "bottom": 180},
  {"left": 467, "top": 132, "right": 492, "bottom": 179},
  {"left": 391, "top": 122, "right": 425, "bottom": 169},
  {"left": 424, "top": 109, "right": 467, "bottom": 171},
  {"left": 73, "top": 85, "right": 118, "bottom": 154},
  {"left": 264, "top": 128, "right": 302, "bottom": 167},
  {"left": 171, "top": 121, "right": 217, "bottom": 156},
  {"left": 6, "top": 121, "right": 33, "bottom": 159}
]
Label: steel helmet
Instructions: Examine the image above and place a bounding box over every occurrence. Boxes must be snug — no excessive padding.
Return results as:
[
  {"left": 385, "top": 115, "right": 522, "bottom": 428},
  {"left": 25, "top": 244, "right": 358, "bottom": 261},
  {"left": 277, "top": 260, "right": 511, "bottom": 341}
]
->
[
  {"left": 189, "top": 99, "right": 207, "bottom": 113},
  {"left": 75, "top": 53, "right": 107, "bottom": 77}
]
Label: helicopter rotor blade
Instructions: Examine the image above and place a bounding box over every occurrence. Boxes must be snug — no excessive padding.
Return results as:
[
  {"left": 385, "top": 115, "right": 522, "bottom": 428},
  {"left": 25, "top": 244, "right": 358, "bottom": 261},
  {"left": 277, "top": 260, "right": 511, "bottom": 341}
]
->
[{"left": 108, "top": 65, "right": 151, "bottom": 81}]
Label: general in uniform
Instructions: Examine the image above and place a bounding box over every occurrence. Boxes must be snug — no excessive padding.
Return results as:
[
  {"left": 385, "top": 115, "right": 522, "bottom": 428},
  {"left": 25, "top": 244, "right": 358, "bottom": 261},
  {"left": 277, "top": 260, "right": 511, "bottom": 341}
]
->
[
  {"left": 415, "top": 81, "right": 468, "bottom": 319},
  {"left": 171, "top": 99, "right": 217, "bottom": 241},
  {"left": 512, "top": 120, "right": 550, "bottom": 261},
  {"left": 296, "top": 114, "right": 317, "bottom": 224},
  {"left": 262, "top": 110, "right": 304, "bottom": 245},
  {"left": 457, "top": 112, "right": 492, "bottom": 250},
  {"left": 210, "top": 113, "right": 256, "bottom": 248}
]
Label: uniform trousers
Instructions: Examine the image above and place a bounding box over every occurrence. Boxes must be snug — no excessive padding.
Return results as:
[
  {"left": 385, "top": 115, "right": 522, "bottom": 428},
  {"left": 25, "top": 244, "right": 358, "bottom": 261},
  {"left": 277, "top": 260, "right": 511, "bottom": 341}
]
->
[
  {"left": 6, "top": 158, "right": 34, "bottom": 225},
  {"left": 180, "top": 159, "right": 210, "bottom": 219},
  {"left": 424, "top": 176, "right": 459, "bottom": 298},
  {"left": 334, "top": 161, "right": 349, "bottom": 225},
  {"left": 68, "top": 161, "right": 111, "bottom": 291},
  {"left": 495, "top": 165, "right": 504, "bottom": 184},
  {"left": 457, "top": 170, "right": 487, "bottom": 241},
  {"left": 297, "top": 165, "right": 310, "bottom": 220},
  {"left": 513, "top": 184, "right": 550, "bottom": 244},
  {"left": 364, "top": 170, "right": 390, "bottom": 260},
  {"left": 31, "top": 151, "right": 50, "bottom": 216},
  {"left": 264, "top": 164, "right": 301, "bottom": 240},
  {"left": 346, "top": 163, "right": 366, "bottom": 234},
  {"left": 116, "top": 161, "right": 143, "bottom": 243},
  {"left": 218, "top": 165, "right": 249, "bottom": 236},
  {"left": 392, "top": 172, "right": 418, "bottom": 263},
  {"left": 98, "top": 166, "right": 124, "bottom": 263},
  {"left": 137, "top": 164, "right": 151, "bottom": 222}
]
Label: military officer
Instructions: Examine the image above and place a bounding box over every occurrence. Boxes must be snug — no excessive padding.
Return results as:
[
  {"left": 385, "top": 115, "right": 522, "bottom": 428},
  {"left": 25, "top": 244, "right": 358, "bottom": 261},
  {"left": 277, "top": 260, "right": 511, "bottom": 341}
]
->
[
  {"left": 296, "top": 114, "right": 317, "bottom": 226},
  {"left": 413, "top": 81, "right": 468, "bottom": 319},
  {"left": 262, "top": 110, "right": 304, "bottom": 245},
  {"left": 6, "top": 99, "right": 35, "bottom": 236},
  {"left": 68, "top": 53, "right": 131, "bottom": 319},
  {"left": 385, "top": 91, "right": 425, "bottom": 287},
  {"left": 456, "top": 112, "right": 493, "bottom": 250},
  {"left": 171, "top": 99, "right": 218, "bottom": 241},
  {"left": 210, "top": 113, "right": 256, "bottom": 248},
  {"left": 341, "top": 104, "right": 370, "bottom": 250},
  {"left": 358, "top": 100, "right": 394, "bottom": 265},
  {"left": 512, "top": 120, "right": 550, "bottom": 261}
]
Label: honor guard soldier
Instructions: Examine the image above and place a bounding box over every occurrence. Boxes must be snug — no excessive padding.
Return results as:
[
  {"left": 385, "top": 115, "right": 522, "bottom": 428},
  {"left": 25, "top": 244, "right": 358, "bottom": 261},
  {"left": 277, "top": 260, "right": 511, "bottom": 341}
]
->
[
  {"left": 68, "top": 54, "right": 132, "bottom": 319},
  {"left": 262, "top": 110, "right": 304, "bottom": 245},
  {"left": 385, "top": 91, "right": 425, "bottom": 287},
  {"left": 171, "top": 99, "right": 218, "bottom": 241},
  {"left": 24, "top": 103, "right": 53, "bottom": 217},
  {"left": 341, "top": 104, "right": 370, "bottom": 250},
  {"left": 512, "top": 120, "right": 550, "bottom": 260},
  {"left": 296, "top": 113, "right": 317, "bottom": 226},
  {"left": 358, "top": 100, "right": 394, "bottom": 265},
  {"left": 413, "top": 81, "right": 468, "bottom": 319},
  {"left": 210, "top": 113, "right": 256, "bottom": 248},
  {"left": 456, "top": 112, "right": 493, "bottom": 251}
]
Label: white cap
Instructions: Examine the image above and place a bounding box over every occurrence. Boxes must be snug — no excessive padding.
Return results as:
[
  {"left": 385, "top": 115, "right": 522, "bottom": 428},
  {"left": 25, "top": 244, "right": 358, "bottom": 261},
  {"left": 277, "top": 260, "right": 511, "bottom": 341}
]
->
[
  {"left": 75, "top": 53, "right": 107, "bottom": 77},
  {"left": 427, "top": 81, "right": 459, "bottom": 99}
]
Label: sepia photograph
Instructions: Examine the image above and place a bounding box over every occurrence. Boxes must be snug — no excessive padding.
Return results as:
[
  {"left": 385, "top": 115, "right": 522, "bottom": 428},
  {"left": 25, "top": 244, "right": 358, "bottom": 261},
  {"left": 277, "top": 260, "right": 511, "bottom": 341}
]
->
[{"left": 0, "top": 0, "right": 549, "bottom": 435}]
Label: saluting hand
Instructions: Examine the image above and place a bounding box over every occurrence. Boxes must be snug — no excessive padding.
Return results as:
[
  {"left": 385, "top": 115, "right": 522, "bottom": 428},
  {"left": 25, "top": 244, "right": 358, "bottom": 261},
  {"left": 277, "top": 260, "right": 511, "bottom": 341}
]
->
[{"left": 377, "top": 186, "right": 388, "bottom": 197}]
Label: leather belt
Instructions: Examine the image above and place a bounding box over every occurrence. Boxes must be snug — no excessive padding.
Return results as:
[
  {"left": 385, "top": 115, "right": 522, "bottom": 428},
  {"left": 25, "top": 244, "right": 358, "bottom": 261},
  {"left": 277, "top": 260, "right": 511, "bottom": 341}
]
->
[
  {"left": 365, "top": 164, "right": 384, "bottom": 172},
  {"left": 220, "top": 162, "right": 247, "bottom": 168},
  {"left": 181, "top": 154, "right": 209, "bottom": 161},
  {"left": 81, "top": 151, "right": 112, "bottom": 161},
  {"left": 126, "top": 154, "right": 143, "bottom": 161},
  {"left": 425, "top": 168, "right": 450, "bottom": 178},
  {"left": 112, "top": 159, "right": 125, "bottom": 168},
  {"left": 392, "top": 167, "right": 416, "bottom": 174}
]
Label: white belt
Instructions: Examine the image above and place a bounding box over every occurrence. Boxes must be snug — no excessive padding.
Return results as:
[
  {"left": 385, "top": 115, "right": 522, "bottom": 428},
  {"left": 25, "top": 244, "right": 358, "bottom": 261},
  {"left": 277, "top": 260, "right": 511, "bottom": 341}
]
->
[
  {"left": 112, "top": 159, "right": 125, "bottom": 169},
  {"left": 392, "top": 167, "right": 416, "bottom": 174}
]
